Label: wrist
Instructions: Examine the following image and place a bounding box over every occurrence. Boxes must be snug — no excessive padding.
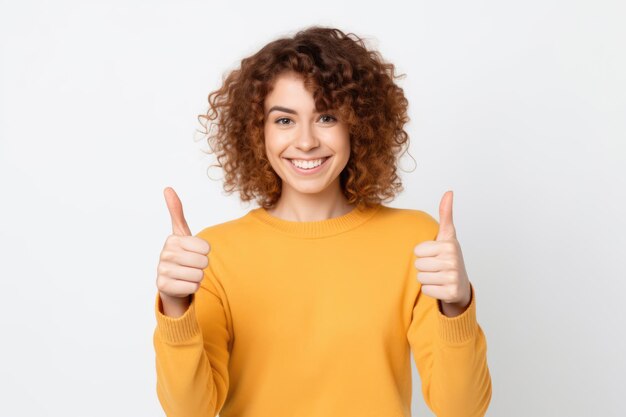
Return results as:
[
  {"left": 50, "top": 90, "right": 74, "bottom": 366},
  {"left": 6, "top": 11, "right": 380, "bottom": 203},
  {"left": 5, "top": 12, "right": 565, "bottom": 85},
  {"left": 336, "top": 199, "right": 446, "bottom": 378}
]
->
[
  {"left": 159, "top": 292, "right": 191, "bottom": 318},
  {"left": 439, "top": 286, "right": 472, "bottom": 317}
]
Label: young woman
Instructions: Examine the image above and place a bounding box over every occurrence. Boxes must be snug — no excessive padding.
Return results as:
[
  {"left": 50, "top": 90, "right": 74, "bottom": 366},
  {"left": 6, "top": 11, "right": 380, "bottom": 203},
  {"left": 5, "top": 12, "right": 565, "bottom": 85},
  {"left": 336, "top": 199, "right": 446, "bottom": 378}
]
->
[{"left": 154, "top": 26, "right": 492, "bottom": 417}]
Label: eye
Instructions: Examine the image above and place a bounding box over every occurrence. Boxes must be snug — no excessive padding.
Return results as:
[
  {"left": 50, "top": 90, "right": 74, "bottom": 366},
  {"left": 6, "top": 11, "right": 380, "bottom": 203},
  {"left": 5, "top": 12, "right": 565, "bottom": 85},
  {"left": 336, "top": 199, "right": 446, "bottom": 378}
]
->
[
  {"left": 320, "top": 114, "right": 337, "bottom": 123},
  {"left": 275, "top": 117, "right": 293, "bottom": 125}
]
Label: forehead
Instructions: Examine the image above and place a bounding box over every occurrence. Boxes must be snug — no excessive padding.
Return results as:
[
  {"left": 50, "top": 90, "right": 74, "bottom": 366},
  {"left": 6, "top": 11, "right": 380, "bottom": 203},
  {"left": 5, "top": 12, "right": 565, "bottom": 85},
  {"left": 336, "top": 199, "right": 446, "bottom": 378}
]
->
[{"left": 264, "top": 72, "right": 315, "bottom": 105}]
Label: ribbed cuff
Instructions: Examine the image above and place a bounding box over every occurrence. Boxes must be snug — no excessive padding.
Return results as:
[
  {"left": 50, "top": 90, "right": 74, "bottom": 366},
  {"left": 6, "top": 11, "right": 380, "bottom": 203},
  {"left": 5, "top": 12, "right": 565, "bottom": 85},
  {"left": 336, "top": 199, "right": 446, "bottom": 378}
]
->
[
  {"left": 154, "top": 292, "right": 200, "bottom": 344},
  {"left": 437, "top": 283, "right": 478, "bottom": 344}
]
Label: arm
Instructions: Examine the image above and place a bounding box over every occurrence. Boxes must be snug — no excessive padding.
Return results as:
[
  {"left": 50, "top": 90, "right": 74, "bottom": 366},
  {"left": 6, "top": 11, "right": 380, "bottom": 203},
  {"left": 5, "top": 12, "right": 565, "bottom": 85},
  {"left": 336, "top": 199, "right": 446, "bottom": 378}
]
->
[
  {"left": 407, "top": 282, "right": 492, "bottom": 417},
  {"left": 153, "top": 265, "right": 231, "bottom": 417}
]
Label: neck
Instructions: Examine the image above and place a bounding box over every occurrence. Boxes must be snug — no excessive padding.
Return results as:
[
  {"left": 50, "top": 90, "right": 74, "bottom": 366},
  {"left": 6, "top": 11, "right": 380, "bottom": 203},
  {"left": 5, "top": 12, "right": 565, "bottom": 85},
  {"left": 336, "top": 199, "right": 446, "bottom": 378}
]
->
[{"left": 267, "top": 180, "right": 355, "bottom": 222}]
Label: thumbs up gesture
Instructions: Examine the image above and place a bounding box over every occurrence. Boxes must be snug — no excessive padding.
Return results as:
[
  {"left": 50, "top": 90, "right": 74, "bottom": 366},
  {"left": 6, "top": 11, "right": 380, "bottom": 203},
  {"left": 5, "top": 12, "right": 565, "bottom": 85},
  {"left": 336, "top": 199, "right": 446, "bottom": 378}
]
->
[
  {"left": 413, "top": 191, "right": 472, "bottom": 317},
  {"left": 155, "top": 187, "right": 211, "bottom": 317}
]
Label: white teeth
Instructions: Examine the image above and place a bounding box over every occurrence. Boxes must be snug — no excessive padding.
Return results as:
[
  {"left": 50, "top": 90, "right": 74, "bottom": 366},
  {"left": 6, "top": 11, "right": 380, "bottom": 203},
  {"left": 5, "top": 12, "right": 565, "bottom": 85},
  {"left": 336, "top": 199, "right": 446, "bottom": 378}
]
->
[{"left": 290, "top": 157, "right": 327, "bottom": 169}]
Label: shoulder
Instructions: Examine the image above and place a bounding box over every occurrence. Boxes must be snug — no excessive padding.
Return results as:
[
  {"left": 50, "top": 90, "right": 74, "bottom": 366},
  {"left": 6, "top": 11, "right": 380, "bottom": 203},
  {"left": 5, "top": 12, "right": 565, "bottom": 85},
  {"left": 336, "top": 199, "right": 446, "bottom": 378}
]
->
[
  {"left": 377, "top": 205, "right": 440, "bottom": 240},
  {"left": 193, "top": 210, "right": 254, "bottom": 241}
]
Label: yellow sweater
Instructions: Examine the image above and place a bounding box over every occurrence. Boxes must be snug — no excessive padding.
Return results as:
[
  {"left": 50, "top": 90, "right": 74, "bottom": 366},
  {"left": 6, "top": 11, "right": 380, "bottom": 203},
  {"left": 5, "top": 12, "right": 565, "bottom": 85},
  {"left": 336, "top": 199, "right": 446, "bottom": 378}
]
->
[{"left": 153, "top": 204, "right": 492, "bottom": 417}]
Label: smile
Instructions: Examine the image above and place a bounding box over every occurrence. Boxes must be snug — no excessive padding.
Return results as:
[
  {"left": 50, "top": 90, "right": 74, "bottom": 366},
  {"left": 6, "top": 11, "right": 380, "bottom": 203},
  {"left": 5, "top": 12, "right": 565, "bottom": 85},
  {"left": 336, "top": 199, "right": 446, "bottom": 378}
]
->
[{"left": 283, "top": 156, "right": 331, "bottom": 175}]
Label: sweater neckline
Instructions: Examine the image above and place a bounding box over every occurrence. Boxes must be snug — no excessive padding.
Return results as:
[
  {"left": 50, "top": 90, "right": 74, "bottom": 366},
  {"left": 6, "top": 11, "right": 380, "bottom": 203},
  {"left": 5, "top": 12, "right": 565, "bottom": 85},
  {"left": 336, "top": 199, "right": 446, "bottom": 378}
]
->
[{"left": 248, "top": 203, "right": 383, "bottom": 238}]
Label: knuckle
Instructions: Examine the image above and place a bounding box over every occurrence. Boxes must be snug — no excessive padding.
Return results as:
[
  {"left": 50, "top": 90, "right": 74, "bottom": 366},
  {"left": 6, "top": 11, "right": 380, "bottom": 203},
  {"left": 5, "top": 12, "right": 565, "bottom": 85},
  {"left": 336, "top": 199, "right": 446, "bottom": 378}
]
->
[
  {"left": 160, "top": 250, "right": 172, "bottom": 262},
  {"left": 449, "top": 287, "right": 459, "bottom": 300},
  {"left": 159, "top": 263, "right": 172, "bottom": 277},
  {"left": 194, "top": 268, "right": 205, "bottom": 282},
  {"left": 156, "top": 278, "right": 167, "bottom": 293},
  {"left": 165, "top": 234, "right": 178, "bottom": 247}
]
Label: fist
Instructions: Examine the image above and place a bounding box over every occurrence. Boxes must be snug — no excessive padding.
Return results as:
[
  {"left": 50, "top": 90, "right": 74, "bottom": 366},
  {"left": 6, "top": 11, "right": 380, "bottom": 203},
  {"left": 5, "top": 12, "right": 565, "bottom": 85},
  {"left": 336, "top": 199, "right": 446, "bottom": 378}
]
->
[
  {"left": 156, "top": 187, "right": 211, "bottom": 302},
  {"left": 413, "top": 191, "right": 472, "bottom": 313}
]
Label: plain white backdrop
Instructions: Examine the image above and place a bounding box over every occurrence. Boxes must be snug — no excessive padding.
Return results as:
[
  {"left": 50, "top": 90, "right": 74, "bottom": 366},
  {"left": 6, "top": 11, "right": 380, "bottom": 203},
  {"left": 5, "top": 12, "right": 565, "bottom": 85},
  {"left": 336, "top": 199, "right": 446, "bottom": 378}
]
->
[{"left": 1, "top": 0, "right": 625, "bottom": 415}]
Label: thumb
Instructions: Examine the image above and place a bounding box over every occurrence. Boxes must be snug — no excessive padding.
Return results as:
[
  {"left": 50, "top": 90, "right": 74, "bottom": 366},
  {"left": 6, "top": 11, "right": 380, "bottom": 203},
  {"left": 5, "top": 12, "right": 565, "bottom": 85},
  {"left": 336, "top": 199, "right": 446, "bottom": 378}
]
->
[
  {"left": 436, "top": 190, "right": 456, "bottom": 241},
  {"left": 164, "top": 187, "right": 192, "bottom": 236}
]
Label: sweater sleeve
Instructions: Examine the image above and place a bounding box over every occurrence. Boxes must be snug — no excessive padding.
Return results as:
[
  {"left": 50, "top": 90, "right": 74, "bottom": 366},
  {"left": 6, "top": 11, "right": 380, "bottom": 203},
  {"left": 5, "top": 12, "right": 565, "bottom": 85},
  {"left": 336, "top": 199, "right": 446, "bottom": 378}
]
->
[
  {"left": 407, "top": 282, "right": 492, "bottom": 416},
  {"left": 153, "top": 263, "right": 231, "bottom": 417}
]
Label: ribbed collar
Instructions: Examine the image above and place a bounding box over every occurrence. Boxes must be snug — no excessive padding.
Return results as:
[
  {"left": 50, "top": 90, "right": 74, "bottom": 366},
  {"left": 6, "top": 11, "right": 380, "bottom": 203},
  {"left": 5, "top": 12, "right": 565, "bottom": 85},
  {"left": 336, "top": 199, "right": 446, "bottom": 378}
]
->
[{"left": 247, "top": 203, "right": 383, "bottom": 238}]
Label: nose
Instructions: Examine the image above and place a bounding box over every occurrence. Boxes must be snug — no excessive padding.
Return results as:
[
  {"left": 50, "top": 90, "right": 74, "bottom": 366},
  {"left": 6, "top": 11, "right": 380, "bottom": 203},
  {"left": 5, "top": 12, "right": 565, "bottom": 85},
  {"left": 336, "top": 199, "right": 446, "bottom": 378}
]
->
[{"left": 294, "top": 122, "right": 320, "bottom": 152}]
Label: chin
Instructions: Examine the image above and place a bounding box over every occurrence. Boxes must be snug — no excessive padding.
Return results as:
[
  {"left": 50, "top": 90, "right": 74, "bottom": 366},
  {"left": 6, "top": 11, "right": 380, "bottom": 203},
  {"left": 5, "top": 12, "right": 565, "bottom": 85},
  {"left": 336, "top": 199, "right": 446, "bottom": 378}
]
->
[{"left": 288, "top": 183, "right": 328, "bottom": 194}]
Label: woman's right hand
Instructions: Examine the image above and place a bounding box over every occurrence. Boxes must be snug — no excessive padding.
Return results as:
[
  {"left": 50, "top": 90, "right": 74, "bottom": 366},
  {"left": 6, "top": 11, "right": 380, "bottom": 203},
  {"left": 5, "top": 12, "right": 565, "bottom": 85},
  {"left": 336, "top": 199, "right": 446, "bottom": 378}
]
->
[{"left": 156, "top": 187, "right": 211, "bottom": 317}]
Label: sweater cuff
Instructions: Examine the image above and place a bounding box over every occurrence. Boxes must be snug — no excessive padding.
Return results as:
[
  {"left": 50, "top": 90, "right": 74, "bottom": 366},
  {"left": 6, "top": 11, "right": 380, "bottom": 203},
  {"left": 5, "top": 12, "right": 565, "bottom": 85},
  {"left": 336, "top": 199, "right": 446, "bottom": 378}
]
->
[
  {"left": 154, "top": 292, "right": 200, "bottom": 344},
  {"left": 436, "top": 283, "right": 478, "bottom": 344}
]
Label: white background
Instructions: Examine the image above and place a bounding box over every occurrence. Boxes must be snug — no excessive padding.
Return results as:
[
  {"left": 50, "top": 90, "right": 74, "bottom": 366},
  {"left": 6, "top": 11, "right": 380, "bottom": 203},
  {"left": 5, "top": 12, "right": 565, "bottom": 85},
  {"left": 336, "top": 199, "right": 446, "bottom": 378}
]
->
[{"left": 1, "top": 0, "right": 625, "bottom": 416}]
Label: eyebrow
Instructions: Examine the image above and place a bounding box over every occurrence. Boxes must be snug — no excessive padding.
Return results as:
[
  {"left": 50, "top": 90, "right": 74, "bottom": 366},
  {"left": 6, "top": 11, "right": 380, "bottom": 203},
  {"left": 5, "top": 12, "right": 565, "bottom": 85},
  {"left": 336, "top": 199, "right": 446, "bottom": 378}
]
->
[{"left": 266, "top": 106, "right": 297, "bottom": 117}]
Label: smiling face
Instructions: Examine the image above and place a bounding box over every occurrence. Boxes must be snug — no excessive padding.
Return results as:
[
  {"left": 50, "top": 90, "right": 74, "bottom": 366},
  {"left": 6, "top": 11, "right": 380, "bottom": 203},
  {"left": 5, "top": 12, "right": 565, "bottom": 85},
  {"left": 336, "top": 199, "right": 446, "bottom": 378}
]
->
[{"left": 263, "top": 71, "right": 351, "bottom": 200}]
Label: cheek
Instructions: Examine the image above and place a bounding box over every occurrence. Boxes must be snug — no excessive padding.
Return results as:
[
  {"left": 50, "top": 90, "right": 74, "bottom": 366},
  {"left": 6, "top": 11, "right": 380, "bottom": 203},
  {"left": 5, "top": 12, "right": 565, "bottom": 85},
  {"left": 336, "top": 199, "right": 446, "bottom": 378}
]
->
[
  {"left": 334, "top": 134, "right": 351, "bottom": 159},
  {"left": 266, "top": 143, "right": 283, "bottom": 161},
  {"left": 263, "top": 130, "right": 279, "bottom": 156}
]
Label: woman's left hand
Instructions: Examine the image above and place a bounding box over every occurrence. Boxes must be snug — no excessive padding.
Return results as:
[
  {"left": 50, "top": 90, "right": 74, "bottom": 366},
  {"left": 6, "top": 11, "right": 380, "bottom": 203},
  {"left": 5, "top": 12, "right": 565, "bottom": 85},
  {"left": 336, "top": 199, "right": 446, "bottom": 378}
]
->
[{"left": 413, "top": 191, "right": 472, "bottom": 315}]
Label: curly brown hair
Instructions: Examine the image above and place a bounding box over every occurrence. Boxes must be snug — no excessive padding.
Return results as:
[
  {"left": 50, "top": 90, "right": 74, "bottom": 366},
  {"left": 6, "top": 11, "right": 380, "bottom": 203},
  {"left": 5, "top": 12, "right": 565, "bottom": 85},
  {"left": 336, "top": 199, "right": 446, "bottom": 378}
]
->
[{"left": 197, "top": 26, "right": 414, "bottom": 210}]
